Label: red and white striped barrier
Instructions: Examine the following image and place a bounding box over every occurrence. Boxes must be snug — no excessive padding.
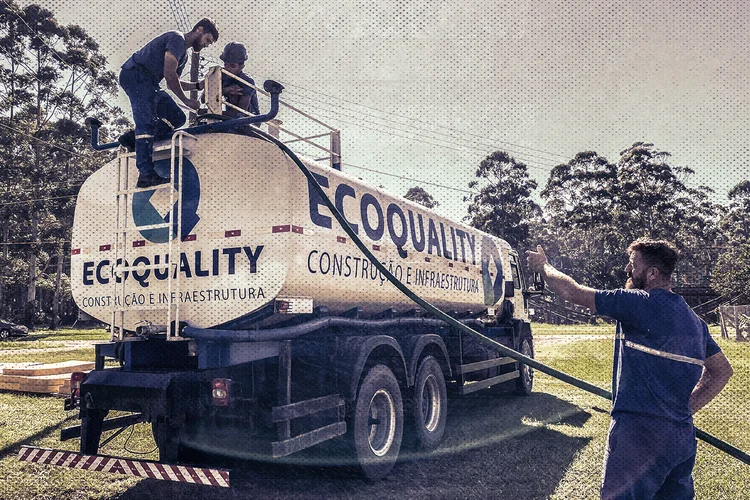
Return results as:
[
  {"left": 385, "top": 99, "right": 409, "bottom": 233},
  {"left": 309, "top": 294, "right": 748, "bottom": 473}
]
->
[{"left": 18, "top": 446, "right": 230, "bottom": 488}]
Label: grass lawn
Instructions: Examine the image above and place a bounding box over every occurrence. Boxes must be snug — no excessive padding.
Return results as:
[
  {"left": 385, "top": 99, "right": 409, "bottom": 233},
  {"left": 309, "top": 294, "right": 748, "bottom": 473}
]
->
[
  {"left": 536, "top": 334, "right": 750, "bottom": 499},
  {"left": 0, "top": 328, "right": 109, "bottom": 352},
  {"left": 0, "top": 325, "right": 746, "bottom": 499}
]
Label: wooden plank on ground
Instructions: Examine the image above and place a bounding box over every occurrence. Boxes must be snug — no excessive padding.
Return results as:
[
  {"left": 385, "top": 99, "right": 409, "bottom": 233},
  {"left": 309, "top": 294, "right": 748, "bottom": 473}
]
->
[
  {"left": 0, "top": 371, "right": 79, "bottom": 395},
  {"left": 2, "top": 360, "right": 95, "bottom": 376}
]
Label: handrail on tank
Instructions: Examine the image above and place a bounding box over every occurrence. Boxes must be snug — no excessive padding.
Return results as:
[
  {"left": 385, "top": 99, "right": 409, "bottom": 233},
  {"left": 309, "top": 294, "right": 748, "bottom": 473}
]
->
[
  {"left": 211, "top": 67, "right": 342, "bottom": 170},
  {"left": 84, "top": 80, "right": 284, "bottom": 151},
  {"left": 182, "top": 80, "right": 285, "bottom": 135}
]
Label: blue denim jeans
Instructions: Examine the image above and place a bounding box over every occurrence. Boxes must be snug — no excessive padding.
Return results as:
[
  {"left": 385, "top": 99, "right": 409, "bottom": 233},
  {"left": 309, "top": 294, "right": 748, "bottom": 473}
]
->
[{"left": 119, "top": 67, "right": 186, "bottom": 175}]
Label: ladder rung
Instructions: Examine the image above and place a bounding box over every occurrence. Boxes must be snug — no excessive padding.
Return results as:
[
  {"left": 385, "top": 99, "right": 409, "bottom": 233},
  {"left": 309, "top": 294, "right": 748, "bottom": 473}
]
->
[
  {"left": 117, "top": 222, "right": 172, "bottom": 232},
  {"left": 114, "top": 263, "right": 172, "bottom": 272},
  {"left": 112, "top": 134, "right": 192, "bottom": 338},
  {"left": 117, "top": 184, "right": 174, "bottom": 195},
  {"left": 118, "top": 144, "right": 193, "bottom": 157}
]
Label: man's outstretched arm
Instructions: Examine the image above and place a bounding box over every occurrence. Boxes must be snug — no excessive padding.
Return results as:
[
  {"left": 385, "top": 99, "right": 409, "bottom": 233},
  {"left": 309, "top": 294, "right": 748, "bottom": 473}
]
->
[{"left": 526, "top": 245, "right": 597, "bottom": 311}]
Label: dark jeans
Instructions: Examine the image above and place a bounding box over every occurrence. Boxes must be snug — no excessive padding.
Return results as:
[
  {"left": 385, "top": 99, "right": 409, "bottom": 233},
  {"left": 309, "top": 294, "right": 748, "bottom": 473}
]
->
[
  {"left": 601, "top": 412, "right": 696, "bottom": 500},
  {"left": 119, "top": 67, "right": 186, "bottom": 175}
]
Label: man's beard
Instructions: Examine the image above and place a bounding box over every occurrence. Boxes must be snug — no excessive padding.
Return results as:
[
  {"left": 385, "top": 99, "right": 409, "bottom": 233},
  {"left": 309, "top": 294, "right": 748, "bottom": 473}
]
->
[{"left": 625, "top": 273, "right": 645, "bottom": 290}]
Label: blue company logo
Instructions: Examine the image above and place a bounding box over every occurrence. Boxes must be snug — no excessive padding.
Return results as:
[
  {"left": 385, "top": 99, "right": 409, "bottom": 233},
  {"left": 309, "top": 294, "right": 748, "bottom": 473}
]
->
[
  {"left": 132, "top": 157, "right": 200, "bottom": 243},
  {"left": 480, "top": 236, "right": 504, "bottom": 305}
]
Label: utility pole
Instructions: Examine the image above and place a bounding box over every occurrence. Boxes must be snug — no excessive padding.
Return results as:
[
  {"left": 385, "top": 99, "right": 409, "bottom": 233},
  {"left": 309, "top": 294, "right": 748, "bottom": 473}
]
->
[{"left": 189, "top": 51, "right": 200, "bottom": 122}]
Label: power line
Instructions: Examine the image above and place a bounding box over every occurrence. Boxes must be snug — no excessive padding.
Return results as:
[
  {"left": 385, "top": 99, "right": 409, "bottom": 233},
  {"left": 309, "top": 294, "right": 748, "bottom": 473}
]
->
[
  {"left": 281, "top": 105, "right": 556, "bottom": 173},
  {"left": 0, "top": 239, "right": 70, "bottom": 246},
  {"left": 0, "top": 180, "right": 85, "bottom": 197},
  {"left": 282, "top": 89, "right": 562, "bottom": 167},
  {"left": 342, "top": 162, "right": 474, "bottom": 195},
  {"left": 0, "top": 193, "right": 77, "bottom": 207},
  {"left": 268, "top": 78, "right": 570, "bottom": 160},
  {"left": 0, "top": 121, "right": 86, "bottom": 157}
]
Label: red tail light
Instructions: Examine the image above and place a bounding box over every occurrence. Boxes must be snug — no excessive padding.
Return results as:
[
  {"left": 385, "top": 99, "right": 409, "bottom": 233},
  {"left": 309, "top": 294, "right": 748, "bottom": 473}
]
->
[
  {"left": 211, "top": 378, "right": 232, "bottom": 406},
  {"left": 68, "top": 372, "right": 87, "bottom": 409},
  {"left": 70, "top": 372, "right": 87, "bottom": 391}
]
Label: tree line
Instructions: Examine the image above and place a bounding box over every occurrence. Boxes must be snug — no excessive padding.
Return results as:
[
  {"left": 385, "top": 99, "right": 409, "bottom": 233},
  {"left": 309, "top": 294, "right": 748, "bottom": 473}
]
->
[
  {"left": 439, "top": 145, "right": 748, "bottom": 301},
  {"left": 0, "top": 2, "right": 126, "bottom": 328}
]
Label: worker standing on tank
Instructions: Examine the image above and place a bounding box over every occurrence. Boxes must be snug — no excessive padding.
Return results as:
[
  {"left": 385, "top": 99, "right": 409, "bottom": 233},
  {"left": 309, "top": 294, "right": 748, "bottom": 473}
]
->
[
  {"left": 118, "top": 18, "right": 219, "bottom": 188},
  {"left": 526, "top": 238, "right": 733, "bottom": 500},
  {"left": 213, "top": 42, "right": 260, "bottom": 118}
]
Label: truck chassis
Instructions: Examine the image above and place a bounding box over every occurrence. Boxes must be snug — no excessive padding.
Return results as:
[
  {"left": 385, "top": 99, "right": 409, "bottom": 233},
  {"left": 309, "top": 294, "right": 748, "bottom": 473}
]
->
[{"left": 51, "top": 305, "right": 533, "bottom": 482}]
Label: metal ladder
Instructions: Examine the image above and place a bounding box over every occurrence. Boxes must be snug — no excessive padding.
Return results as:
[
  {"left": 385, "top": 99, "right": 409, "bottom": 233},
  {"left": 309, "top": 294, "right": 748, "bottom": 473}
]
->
[{"left": 110, "top": 131, "right": 196, "bottom": 342}]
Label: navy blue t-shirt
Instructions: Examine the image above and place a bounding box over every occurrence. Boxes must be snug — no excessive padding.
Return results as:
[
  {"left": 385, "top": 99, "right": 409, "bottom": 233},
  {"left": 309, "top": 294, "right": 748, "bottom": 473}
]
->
[
  {"left": 595, "top": 288, "right": 721, "bottom": 423},
  {"left": 222, "top": 71, "right": 260, "bottom": 115},
  {"left": 122, "top": 31, "right": 187, "bottom": 87}
]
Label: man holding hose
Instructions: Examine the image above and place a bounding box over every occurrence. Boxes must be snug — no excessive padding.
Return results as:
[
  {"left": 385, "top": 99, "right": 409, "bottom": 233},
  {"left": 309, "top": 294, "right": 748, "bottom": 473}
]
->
[{"left": 527, "top": 238, "right": 733, "bottom": 500}]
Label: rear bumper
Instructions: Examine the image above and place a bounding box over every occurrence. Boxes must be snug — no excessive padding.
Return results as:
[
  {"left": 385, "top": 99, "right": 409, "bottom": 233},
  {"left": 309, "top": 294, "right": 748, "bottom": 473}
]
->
[
  {"left": 80, "top": 369, "right": 200, "bottom": 421},
  {"left": 18, "top": 446, "right": 230, "bottom": 487}
]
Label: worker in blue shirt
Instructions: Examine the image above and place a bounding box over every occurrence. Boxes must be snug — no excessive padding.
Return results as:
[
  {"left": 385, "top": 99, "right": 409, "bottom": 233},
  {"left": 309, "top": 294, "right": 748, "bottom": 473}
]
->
[
  {"left": 527, "top": 238, "right": 733, "bottom": 500},
  {"left": 118, "top": 18, "right": 219, "bottom": 188}
]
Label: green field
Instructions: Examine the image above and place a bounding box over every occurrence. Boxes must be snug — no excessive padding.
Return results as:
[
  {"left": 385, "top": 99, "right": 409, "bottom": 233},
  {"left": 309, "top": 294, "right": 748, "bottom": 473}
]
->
[{"left": 0, "top": 325, "right": 747, "bottom": 499}]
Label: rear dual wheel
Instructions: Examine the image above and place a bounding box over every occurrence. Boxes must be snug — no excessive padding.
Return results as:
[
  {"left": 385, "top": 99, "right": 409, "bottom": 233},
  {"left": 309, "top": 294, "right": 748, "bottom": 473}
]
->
[
  {"left": 351, "top": 364, "right": 404, "bottom": 481},
  {"left": 407, "top": 356, "right": 447, "bottom": 452}
]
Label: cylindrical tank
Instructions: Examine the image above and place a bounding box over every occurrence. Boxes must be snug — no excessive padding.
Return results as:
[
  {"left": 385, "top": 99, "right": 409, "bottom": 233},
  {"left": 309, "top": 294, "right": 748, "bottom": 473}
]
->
[{"left": 71, "top": 133, "right": 517, "bottom": 331}]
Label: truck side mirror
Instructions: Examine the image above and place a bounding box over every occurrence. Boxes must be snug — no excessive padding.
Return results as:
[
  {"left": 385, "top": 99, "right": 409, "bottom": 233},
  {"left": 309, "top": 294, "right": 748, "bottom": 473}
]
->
[
  {"left": 524, "top": 272, "right": 545, "bottom": 296},
  {"left": 532, "top": 272, "right": 545, "bottom": 293},
  {"left": 504, "top": 280, "right": 515, "bottom": 298}
]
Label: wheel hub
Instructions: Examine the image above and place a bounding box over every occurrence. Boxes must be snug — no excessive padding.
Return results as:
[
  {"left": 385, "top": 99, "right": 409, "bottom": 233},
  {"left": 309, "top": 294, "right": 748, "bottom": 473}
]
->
[
  {"left": 367, "top": 389, "right": 396, "bottom": 457},
  {"left": 421, "top": 375, "right": 441, "bottom": 432}
]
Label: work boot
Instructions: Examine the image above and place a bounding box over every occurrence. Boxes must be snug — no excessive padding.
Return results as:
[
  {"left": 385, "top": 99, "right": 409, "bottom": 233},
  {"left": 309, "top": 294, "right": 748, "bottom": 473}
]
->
[
  {"left": 118, "top": 130, "right": 136, "bottom": 152},
  {"left": 136, "top": 171, "right": 170, "bottom": 188}
]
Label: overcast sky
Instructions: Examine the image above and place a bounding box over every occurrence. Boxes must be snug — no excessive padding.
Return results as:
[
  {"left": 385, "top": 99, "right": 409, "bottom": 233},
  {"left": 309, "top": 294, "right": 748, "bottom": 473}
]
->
[{"left": 31, "top": 0, "right": 749, "bottom": 221}]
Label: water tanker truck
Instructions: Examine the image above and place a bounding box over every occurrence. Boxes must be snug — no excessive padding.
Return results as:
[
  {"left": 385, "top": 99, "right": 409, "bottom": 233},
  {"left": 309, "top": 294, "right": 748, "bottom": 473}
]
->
[{"left": 19, "top": 78, "right": 544, "bottom": 485}]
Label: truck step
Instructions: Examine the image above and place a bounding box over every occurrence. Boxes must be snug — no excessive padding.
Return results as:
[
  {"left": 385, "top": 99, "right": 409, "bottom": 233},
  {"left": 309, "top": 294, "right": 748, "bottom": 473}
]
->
[
  {"left": 271, "top": 394, "right": 344, "bottom": 422},
  {"left": 454, "top": 356, "right": 516, "bottom": 375},
  {"left": 118, "top": 143, "right": 194, "bottom": 158},
  {"left": 116, "top": 184, "right": 175, "bottom": 195},
  {"left": 271, "top": 422, "right": 347, "bottom": 458},
  {"left": 116, "top": 222, "right": 173, "bottom": 233},
  {"left": 457, "top": 370, "right": 520, "bottom": 395}
]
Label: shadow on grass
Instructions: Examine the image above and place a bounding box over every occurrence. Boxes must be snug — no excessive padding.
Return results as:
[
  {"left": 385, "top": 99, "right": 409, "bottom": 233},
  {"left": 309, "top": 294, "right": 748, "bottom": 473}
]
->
[
  {"left": 0, "top": 413, "right": 78, "bottom": 459},
  {"left": 116, "top": 391, "right": 592, "bottom": 500}
]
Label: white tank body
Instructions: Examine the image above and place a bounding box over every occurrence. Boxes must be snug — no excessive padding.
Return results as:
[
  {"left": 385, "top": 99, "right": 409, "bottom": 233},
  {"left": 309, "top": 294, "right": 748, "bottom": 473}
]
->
[{"left": 71, "top": 133, "right": 522, "bottom": 332}]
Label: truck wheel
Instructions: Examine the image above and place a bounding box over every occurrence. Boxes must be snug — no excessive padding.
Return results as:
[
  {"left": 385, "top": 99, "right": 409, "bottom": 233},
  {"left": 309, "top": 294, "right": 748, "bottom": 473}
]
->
[
  {"left": 407, "top": 356, "right": 447, "bottom": 452},
  {"left": 352, "top": 364, "right": 404, "bottom": 481},
  {"left": 515, "top": 337, "right": 534, "bottom": 395}
]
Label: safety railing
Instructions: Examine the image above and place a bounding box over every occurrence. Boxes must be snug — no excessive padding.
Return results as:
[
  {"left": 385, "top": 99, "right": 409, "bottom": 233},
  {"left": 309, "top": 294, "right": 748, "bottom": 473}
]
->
[{"left": 203, "top": 66, "right": 342, "bottom": 170}]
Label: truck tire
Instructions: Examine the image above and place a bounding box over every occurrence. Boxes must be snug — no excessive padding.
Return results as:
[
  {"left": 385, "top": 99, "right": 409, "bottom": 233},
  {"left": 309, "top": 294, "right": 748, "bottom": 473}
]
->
[
  {"left": 407, "top": 356, "right": 447, "bottom": 452},
  {"left": 515, "top": 337, "right": 534, "bottom": 395},
  {"left": 352, "top": 364, "right": 404, "bottom": 481}
]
